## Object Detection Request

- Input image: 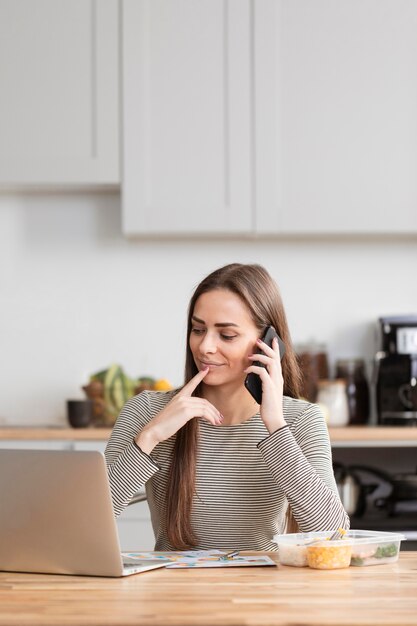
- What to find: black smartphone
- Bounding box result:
[244,326,285,405]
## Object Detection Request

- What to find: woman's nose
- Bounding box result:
[198,332,217,354]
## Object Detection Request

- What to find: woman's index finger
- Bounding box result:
[178,367,209,396]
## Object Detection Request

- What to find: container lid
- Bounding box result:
[274,529,406,546]
[295,341,327,354]
[317,378,346,387]
[379,315,417,326]
[345,529,406,543]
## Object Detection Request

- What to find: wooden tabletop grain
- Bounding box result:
[0,552,416,626]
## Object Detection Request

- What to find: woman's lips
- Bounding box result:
[200,361,223,369]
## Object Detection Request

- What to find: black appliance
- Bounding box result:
[375,315,417,425]
[335,464,417,551]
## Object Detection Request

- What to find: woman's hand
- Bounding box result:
[245,337,286,434]
[136,367,223,454]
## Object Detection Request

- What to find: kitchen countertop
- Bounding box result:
[0,552,416,626]
[1,426,417,446]
[0,427,113,440]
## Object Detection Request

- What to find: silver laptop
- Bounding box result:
[0,449,170,577]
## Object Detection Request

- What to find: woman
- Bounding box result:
[105,263,349,551]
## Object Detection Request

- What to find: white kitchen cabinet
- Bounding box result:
[255,0,417,234]
[123,0,417,236]
[0,0,119,186]
[122,0,253,235]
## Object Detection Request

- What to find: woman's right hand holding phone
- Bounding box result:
[135,367,223,454]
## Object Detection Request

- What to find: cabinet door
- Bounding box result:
[122,0,253,235]
[0,0,119,185]
[255,0,417,234]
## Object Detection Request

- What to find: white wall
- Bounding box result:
[1,190,416,426]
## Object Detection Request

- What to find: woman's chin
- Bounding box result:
[200,370,224,385]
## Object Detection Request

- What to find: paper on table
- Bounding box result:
[122,550,276,568]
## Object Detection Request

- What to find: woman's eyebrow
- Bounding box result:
[191,315,239,328]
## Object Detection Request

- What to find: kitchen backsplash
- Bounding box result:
[0,191,416,425]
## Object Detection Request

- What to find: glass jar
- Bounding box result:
[335,359,370,425]
[316,379,349,427]
[296,342,329,402]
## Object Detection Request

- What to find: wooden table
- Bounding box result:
[1,552,417,626]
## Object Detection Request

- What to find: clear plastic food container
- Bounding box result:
[275,531,332,567]
[274,530,405,569]
[347,530,405,566]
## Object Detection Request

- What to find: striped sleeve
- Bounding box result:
[257,404,350,532]
[104,392,160,518]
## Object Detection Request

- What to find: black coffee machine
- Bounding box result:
[375,315,417,425]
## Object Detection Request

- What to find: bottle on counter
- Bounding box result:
[296,342,329,402]
[316,379,349,427]
[335,359,370,425]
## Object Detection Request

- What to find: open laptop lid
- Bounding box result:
[0,449,131,576]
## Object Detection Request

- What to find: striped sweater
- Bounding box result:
[105,390,349,551]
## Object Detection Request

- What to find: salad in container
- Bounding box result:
[348,530,405,566]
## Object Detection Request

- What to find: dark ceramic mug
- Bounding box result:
[67,399,93,428]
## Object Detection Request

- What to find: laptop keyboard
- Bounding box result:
[122,556,143,566]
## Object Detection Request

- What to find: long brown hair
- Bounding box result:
[165,263,302,548]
